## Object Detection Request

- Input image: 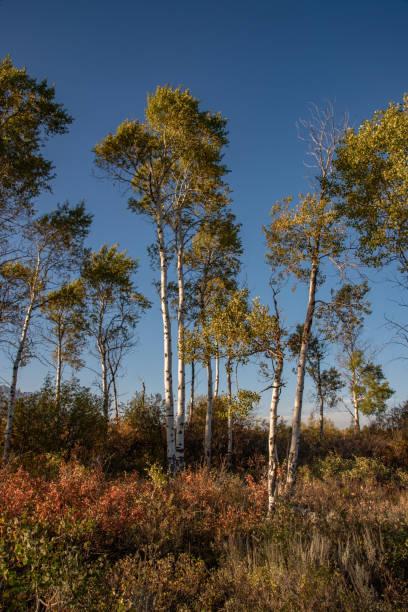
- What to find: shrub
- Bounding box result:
[0,378,106,468]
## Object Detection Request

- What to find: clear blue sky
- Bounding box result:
[1,0,408,425]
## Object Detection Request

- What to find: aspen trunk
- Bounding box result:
[286,262,318,489]
[189,360,195,422]
[226,358,233,467]
[268,353,283,515]
[156,217,175,472]
[142,380,146,410]
[101,350,109,420]
[3,300,34,463]
[204,358,213,467]
[318,380,324,440]
[352,383,360,432]
[175,241,185,472]
[112,373,119,423]
[55,329,62,407]
[214,352,220,397]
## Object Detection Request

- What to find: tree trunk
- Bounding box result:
[268,353,283,515]
[352,382,360,432]
[226,358,233,467]
[142,380,146,410]
[55,326,63,407]
[204,358,213,467]
[101,350,109,420]
[156,216,175,472]
[317,373,324,440]
[189,360,195,422]
[286,262,318,489]
[214,351,220,397]
[3,300,33,464]
[175,240,185,472]
[112,373,119,423]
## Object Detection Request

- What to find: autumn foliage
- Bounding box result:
[1,454,408,610]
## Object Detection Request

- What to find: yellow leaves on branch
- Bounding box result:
[264,193,344,280]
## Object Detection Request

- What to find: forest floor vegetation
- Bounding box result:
[1,456,408,611]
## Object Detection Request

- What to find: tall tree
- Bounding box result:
[94,86,229,472]
[0,56,72,255]
[333,95,408,273]
[184,215,242,463]
[2,202,91,463]
[264,103,347,490]
[81,245,150,421]
[258,287,286,514]
[264,194,344,488]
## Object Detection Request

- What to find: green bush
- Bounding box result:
[1,378,106,469]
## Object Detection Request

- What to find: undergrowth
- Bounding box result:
[1,460,407,610]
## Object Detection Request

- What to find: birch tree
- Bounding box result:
[81,245,150,421]
[184,215,242,461]
[2,202,91,463]
[94,86,229,472]
[264,194,344,488]
[41,279,87,405]
[264,103,348,489]
[258,287,286,514]
[210,291,277,466]
[333,95,408,273]
[319,282,393,430]
[183,317,216,466]
[208,289,251,466]
[0,56,72,256]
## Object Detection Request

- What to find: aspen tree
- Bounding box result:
[2,203,91,463]
[208,289,251,466]
[41,280,87,405]
[319,282,393,430]
[0,56,72,254]
[259,287,286,514]
[183,214,242,462]
[81,245,150,421]
[265,104,348,489]
[94,87,229,472]
[264,194,344,488]
[187,289,274,466]
[334,95,408,272]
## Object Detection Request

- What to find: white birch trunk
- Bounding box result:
[352,382,360,432]
[188,360,195,422]
[55,323,63,406]
[156,216,175,472]
[204,358,213,467]
[175,240,185,472]
[286,262,318,489]
[318,379,324,440]
[268,353,283,515]
[214,352,220,397]
[101,349,109,420]
[3,300,34,463]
